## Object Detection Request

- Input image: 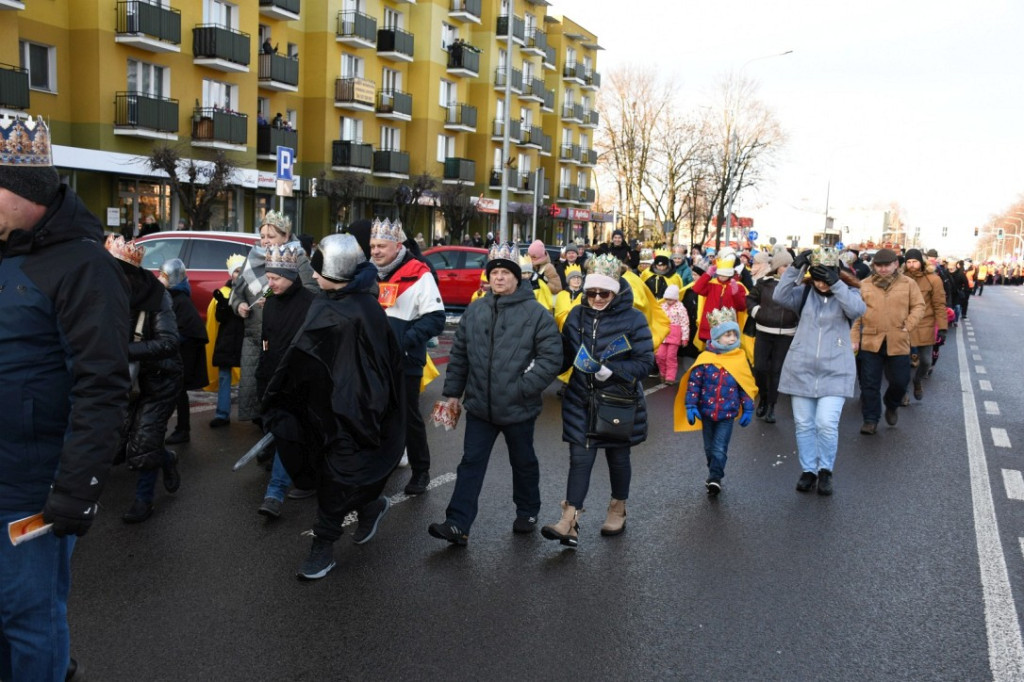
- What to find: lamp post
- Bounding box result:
[497,12,514,244]
[1004,216,1024,260]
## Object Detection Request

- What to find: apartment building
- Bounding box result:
[0,0,604,243]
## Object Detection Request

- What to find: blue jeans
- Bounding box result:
[215,367,232,420]
[791,395,845,473]
[857,346,911,424]
[134,449,173,503]
[265,452,292,502]
[566,444,631,509]
[702,418,734,481]
[0,510,75,682]
[445,413,541,532]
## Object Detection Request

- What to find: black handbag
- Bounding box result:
[587,383,638,442]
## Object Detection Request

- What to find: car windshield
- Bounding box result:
[138,238,185,270]
[189,240,252,270]
[427,251,459,270]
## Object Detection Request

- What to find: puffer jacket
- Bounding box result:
[532,253,563,294]
[852,273,925,356]
[443,282,562,426]
[746,274,799,334]
[561,282,654,447]
[905,266,948,347]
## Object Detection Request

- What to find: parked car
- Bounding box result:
[135,230,261,320]
[423,246,489,307]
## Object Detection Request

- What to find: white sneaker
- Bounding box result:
[399,450,409,468]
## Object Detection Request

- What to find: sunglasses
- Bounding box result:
[586,290,613,300]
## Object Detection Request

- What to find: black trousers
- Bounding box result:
[314,476,389,542]
[753,332,793,405]
[404,374,431,473]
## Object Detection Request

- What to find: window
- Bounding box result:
[427,251,458,270]
[525,13,536,36]
[492,147,502,170]
[437,134,454,163]
[518,153,530,175]
[441,23,458,51]
[440,79,456,106]
[498,48,508,70]
[207,0,238,29]
[465,251,488,268]
[343,0,362,11]
[189,239,253,270]
[561,127,573,146]
[286,109,297,129]
[380,126,400,151]
[257,96,270,120]
[202,79,236,110]
[20,41,56,93]
[577,170,587,188]
[127,59,168,98]
[382,67,401,93]
[520,107,531,128]
[566,46,577,68]
[580,132,589,150]
[138,238,186,271]
[341,116,363,143]
[383,7,402,30]
[523,60,534,84]
[583,55,592,72]
[342,54,364,79]
[564,88,575,106]
[582,95,591,114]
[560,167,571,187]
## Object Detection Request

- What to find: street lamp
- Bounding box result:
[497,12,514,244]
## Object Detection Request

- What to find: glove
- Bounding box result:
[595,364,613,382]
[937,329,947,341]
[707,264,717,277]
[810,265,839,286]
[739,411,752,427]
[686,406,700,425]
[212,289,227,303]
[42,490,100,538]
[792,249,813,269]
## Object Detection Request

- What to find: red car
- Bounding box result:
[424,246,489,307]
[135,230,261,320]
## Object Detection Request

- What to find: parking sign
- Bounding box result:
[276,146,294,181]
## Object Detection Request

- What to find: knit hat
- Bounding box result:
[926,248,939,258]
[527,239,546,261]
[485,242,521,281]
[584,253,622,294]
[904,248,924,264]
[565,264,583,283]
[707,307,740,349]
[770,245,793,271]
[872,248,898,265]
[342,219,373,259]
[611,229,625,240]
[0,115,61,206]
[663,284,680,301]
[564,243,579,255]
[265,244,304,281]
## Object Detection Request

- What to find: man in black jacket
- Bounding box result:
[0,115,130,681]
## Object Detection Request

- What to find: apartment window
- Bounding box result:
[437,134,454,163]
[496,98,504,121]
[342,54,364,79]
[286,109,297,129]
[518,153,530,175]
[498,48,508,70]
[382,67,401,93]
[564,88,575,106]
[380,126,400,151]
[580,132,590,150]
[127,59,168,98]
[19,41,56,93]
[583,55,592,72]
[560,167,571,186]
[561,128,573,146]
[441,23,458,51]
[202,78,236,110]
[257,97,270,121]
[492,147,502,170]
[206,0,238,29]
[341,116,363,143]
[566,46,577,67]
[343,0,363,12]
[523,61,534,84]
[577,170,588,191]
[520,107,531,128]
[383,7,402,30]
[440,79,456,107]
[525,13,536,36]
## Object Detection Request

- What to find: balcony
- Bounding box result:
[580,187,596,204]
[580,147,597,166]
[512,172,537,195]
[0,0,25,8]
[373,150,410,178]
[518,126,543,149]
[257,125,298,160]
[376,90,412,121]
[559,144,582,164]
[559,184,580,203]
[259,0,300,21]
[377,27,414,62]
[542,45,556,70]
[561,103,583,123]
[448,0,481,24]
[491,118,521,142]
[581,109,599,128]
[446,43,480,77]
[538,131,552,156]
[0,63,29,110]
[444,103,477,132]
[541,88,555,112]
[336,11,377,48]
[334,77,376,112]
[494,67,522,94]
[443,157,475,184]
[522,28,546,58]
[115,1,181,53]
[520,77,545,104]
[192,25,250,73]
[562,61,585,85]
[258,53,299,92]
[191,107,247,149]
[495,14,525,45]
[113,92,178,139]
[331,140,373,173]
[583,69,601,91]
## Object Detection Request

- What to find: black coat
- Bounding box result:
[255,282,315,401]
[211,284,244,368]
[169,286,209,390]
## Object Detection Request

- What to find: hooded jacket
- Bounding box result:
[0,185,130,511]
[905,265,949,346]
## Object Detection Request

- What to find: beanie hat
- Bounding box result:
[564,243,579,255]
[707,307,740,352]
[343,219,373,259]
[485,242,521,281]
[527,239,546,260]
[265,244,304,281]
[584,253,622,294]
[0,115,61,206]
[770,245,793,271]
[611,229,625,240]
[904,248,924,264]
[565,264,583,283]
[926,248,939,258]
[663,284,680,301]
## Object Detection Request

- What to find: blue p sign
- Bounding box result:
[276,146,294,181]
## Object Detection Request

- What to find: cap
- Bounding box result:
[872,248,898,265]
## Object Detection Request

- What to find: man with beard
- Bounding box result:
[901,249,948,402]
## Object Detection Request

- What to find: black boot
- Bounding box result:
[755,396,767,418]
[763,404,776,424]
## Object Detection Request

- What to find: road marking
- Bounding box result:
[974,354,983,361]
[977,365,987,374]
[954,321,1024,680]
[972,344,980,351]
[985,401,1001,416]
[980,380,993,391]
[993,429,1012,448]
[1003,470,1024,501]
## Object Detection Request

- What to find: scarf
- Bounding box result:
[870,271,899,291]
[376,245,408,280]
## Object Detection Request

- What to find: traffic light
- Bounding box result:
[942,226,948,237]
[998,227,1005,239]
[974,226,979,237]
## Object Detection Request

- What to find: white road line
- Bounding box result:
[974,354,983,361]
[1003,470,1024,501]
[993,429,1012,449]
[955,322,1024,680]
[977,365,988,374]
[985,401,1001,416]
[980,380,993,391]
[972,345,980,351]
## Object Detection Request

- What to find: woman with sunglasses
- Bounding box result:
[541,254,654,548]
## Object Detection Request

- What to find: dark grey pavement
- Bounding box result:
[66,287,1024,680]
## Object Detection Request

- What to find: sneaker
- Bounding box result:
[885,407,899,426]
[860,421,877,435]
[913,381,923,400]
[398,450,409,468]
[122,499,153,524]
[428,521,468,546]
[404,470,430,496]
[900,394,910,407]
[165,430,190,445]
[817,469,834,496]
[352,496,391,545]
[287,488,316,500]
[706,479,722,496]
[796,471,817,493]
[162,450,180,493]
[296,537,336,581]
[512,515,537,534]
[66,657,85,682]
[209,417,230,428]
[257,497,283,519]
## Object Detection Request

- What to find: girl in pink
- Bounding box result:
[656,284,690,383]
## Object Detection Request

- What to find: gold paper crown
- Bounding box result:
[590,253,623,279]
[370,217,407,243]
[104,234,145,267]
[655,249,672,260]
[0,115,53,166]
[707,306,737,329]
[639,248,654,263]
[564,264,583,280]
[810,246,840,268]
[715,254,737,270]
[225,253,247,273]
[261,210,291,236]
[266,244,303,271]
[487,241,518,263]
[519,254,535,272]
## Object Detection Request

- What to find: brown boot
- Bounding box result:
[600,498,627,536]
[540,501,579,548]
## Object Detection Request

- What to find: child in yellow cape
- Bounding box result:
[673,307,757,495]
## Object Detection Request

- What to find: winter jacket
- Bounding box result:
[0,185,130,511]
[774,265,866,399]
[561,282,654,447]
[379,251,446,377]
[256,282,315,401]
[685,355,755,423]
[905,267,949,347]
[946,267,970,307]
[659,299,689,346]
[443,281,562,426]
[531,253,563,294]
[851,273,926,356]
[169,282,209,390]
[642,269,683,300]
[211,284,244,368]
[692,271,748,341]
[746,274,799,335]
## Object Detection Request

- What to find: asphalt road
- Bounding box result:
[67,286,1024,681]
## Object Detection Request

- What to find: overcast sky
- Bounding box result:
[552,0,1024,250]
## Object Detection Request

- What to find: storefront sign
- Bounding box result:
[568,208,591,221]
[106,207,120,227]
[475,197,501,214]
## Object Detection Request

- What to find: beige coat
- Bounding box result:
[532,255,563,294]
[905,267,948,347]
[851,273,925,356]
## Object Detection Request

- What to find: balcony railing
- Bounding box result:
[192,25,250,66]
[524,28,546,54]
[496,14,525,43]
[582,109,599,127]
[519,126,544,147]
[257,125,298,157]
[538,132,552,156]
[541,88,555,111]
[443,157,475,183]
[0,63,29,110]
[522,77,545,102]
[561,103,583,122]
[335,77,376,109]
[491,118,521,141]
[332,140,373,170]
[373,150,410,176]
[446,43,480,76]
[445,103,478,130]
[259,0,300,18]
[376,89,412,118]
[543,45,556,68]
[583,70,601,89]
[258,53,299,88]
[336,10,377,46]
[494,67,523,93]
[559,144,582,163]
[376,27,414,60]
[116,1,181,45]
[581,187,596,204]
[581,147,598,166]
[115,92,178,132]
[192,107,247,145]
[563,62,585,82]
[559,184,580,202]
[449,0,482,22]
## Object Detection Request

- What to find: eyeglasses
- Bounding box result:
[586,290,613,300]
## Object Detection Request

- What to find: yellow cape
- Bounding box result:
[693,279,750,364]
[622,270,669,349]
[673,347,758,432]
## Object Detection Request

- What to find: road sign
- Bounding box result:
[997,228,1005,240]
[769,237,777,246]
[748,230,758,241]
[662,221,675,234]
[276,146,294,198]
[835,241,845,250]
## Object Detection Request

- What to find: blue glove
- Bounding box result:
[738,411,752,427]
[686,406,700,425]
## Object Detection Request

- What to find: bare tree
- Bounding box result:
[394,172,438,231]
[318,171,365,229]
[437,182,478,244]
[147,146,236,230]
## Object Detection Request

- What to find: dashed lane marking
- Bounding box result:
[974,354,984,361]
[994,429,1012,449]
[977,365,988,374]
[980,380,993,391]
[985,401,1001,416]
[1003,469,1024,501]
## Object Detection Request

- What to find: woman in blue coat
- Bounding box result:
[541,254,654,548]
